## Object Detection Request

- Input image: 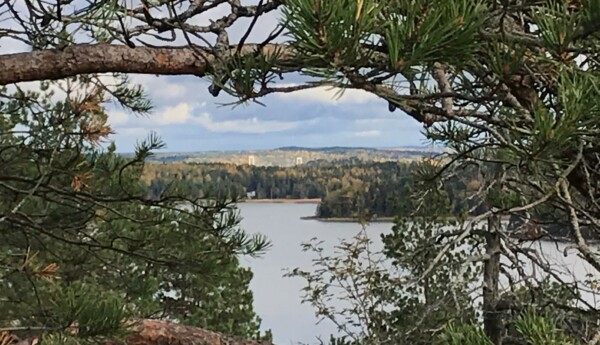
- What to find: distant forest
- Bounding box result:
[139,146,440,166]
[142,159,482,219]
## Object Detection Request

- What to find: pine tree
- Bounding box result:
[0,78,270,344]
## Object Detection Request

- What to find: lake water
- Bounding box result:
[237,203,600,345]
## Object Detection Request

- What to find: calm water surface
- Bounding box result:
[236,203,599,345]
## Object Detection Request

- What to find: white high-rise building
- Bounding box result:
[295,156,303,165]
[248,155,256,166]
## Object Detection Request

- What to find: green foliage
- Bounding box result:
[383,0,486,70]
[211,50,285,105]
[283,0,485,73]
[285,231,391,345]
[515,309,576,345]
[532,1,581,52]
[288,216,482,345]
[437,308,579,345]
[283,0,382,70]
[0,79,269,343]
[437,323,493,345]
[144,159,486,220]
[51,283,128,338]
[381,217,482,342]
[144,160,417,218]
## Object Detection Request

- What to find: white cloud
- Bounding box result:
[355,118,387,124]
[128,74,189,100]
[194,112,302,134]
[276,84,378,104]
[155,103,193,125]
[108,110,130,126]
[147,102,304,133]
[354,130,381,137]
[161,83,188,99]
[109,127,158,152]
[115,127,152,137]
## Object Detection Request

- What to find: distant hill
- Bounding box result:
[133,146,444,166]
[275,146,441,153]
[275,146,377,152]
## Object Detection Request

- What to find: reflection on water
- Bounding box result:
[236,203,599,345]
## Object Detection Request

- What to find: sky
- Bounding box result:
[106,74,429,152]
[2,1,430,153]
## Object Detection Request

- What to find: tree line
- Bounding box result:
[142,159,483,219]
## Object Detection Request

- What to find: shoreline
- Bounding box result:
[301,215,513,223]
[301,216,395,223]
[238,201,517,226]
[242,198,321,204]
[239,203,593,244]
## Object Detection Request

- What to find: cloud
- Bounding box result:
[128,74,190,101]
[354,130,382,137]
[141,101,308,134]
[115,127,152,137]
[107,110,130,126]
[354,118,388,125]
[194,112,304,134]
[155,103,194,125]
[276,85,378,105]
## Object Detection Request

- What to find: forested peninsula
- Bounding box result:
[142,160,575,241]
[142,159,483,220]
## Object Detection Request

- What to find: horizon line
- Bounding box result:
[115,144,444,155]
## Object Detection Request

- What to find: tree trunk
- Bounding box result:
[483,215,503,345]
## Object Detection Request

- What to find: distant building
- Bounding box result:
[248,155,255,166]
[295,156,303,165]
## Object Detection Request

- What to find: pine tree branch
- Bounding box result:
[0,44,296,86]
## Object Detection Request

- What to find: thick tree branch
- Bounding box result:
[1,43,461,126]
[0,44,292,86]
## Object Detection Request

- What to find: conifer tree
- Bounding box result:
[0,77,270,344]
